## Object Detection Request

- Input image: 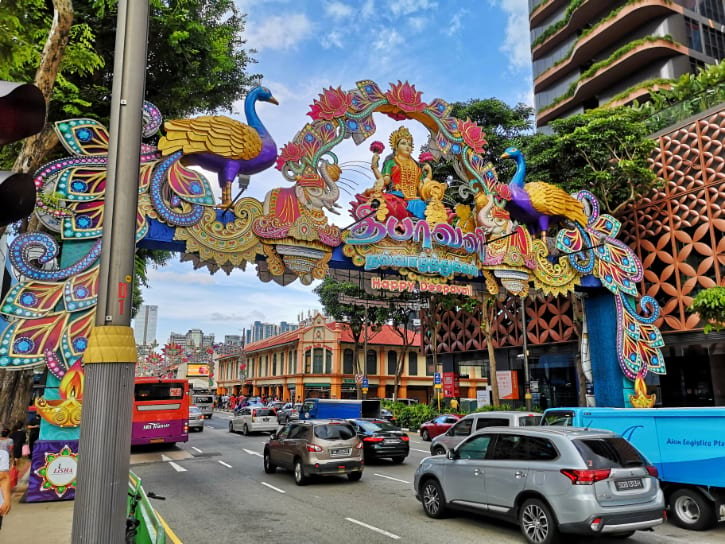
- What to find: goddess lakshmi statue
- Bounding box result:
[371,126,430,220]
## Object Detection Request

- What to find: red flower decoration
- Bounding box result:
[418,152,435,163]
[458,119,487,153]
[308,86,353,120]
[370,141,385,154]
[275,142,305,170]
[385,81,427,113]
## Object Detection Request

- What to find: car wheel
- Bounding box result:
[519,498,559,544]
[242,424,249,436]
[263,451,276,474]
[293,459,308,486]
[421,478,447,519]
[228,421,234,433]
[391,456,405,464]
[199,426,204,432]
[432,446,446,456]
[347,471,362,482]
[670,488,716,530]
[421,429,430,441]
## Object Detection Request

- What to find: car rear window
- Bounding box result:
[253,408,275,417]
[189,407,201,414]
[518,415,543,426]
[573,437,646,469]
[314,423,356,440]
[356,420,399,432]
[193,396,213,403]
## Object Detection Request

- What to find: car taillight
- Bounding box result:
[307,444,323,452]
[184,422,188,433]
[646,465,659,478]
[363,437,384,443]
[401,435,410,442]
[252,409,257,417]
[560,468,611,484]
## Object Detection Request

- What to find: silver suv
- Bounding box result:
[430,410,541,455]
[264,420,364,485]
[415,427,664,544]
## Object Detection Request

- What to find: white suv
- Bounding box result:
[229,406,278,435]
[430,410,541,455]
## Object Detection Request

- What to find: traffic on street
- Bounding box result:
[128,410,725,544]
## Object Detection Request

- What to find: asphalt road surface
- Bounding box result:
[129,411,725,544]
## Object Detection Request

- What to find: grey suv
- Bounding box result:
[415,427,664,544]
[430,410,541,455]
[263,420,364,485]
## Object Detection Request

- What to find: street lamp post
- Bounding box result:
[520,297,532,411]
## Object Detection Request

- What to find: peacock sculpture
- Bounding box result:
[500,146,587,236]
[158,86,279,207]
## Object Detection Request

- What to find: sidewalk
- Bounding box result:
[1,461,73,542]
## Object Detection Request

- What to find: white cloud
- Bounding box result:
[360,0,375,18]
[321,30,345,49]
[446,9,468,37]
[390,0,438,16]
[147,269,217,285]
[489,0,531,71]
[324,1,354,19]
[373,29,404,51]
[244,13,315,51]
[408,16,428,32]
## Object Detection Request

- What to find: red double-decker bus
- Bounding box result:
[132,377,189,446]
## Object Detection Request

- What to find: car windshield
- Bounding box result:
[356,420,400,432]
[518,415,543,426]
[573,437,647,469]
[314,423,356,440]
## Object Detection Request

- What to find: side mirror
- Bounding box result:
[446,449,456,460]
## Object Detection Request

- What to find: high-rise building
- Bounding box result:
[529,0,725,131]
[242,320,299,343]
[224,335,242,346]
[133,305,158,346]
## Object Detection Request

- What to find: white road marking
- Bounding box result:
[345,517,400,540]
[218,460,232,468]
[168,461,187,472]
[161,454,172,462]
[261,482,286,494]
[373,473,410,484]
[243,448,263,457]
[192,447,203,453]
[412,448,429,453]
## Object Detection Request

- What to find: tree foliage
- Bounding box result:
[689,287,725,334]
[522,106,658,215]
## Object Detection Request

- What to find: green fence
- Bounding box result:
[128,472,166,544]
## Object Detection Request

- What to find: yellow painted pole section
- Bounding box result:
[83,325,138,363]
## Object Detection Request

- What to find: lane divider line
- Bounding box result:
[412,448,429,453]
[345,517,400,540]
[243,448,263,457]
[261,482,286,494]
[168,461,187,472]
[373,473,410,484]
[192,447,202,453]
[218,460,232,468]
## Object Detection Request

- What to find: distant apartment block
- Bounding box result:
[133,305,158,346]
[242,320,299,344]
[167,328,215,349]
[529,0,725,131]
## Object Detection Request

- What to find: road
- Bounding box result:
[129,411,725,544]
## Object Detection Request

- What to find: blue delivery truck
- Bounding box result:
[543,407,725,530]
[300,398,380,420]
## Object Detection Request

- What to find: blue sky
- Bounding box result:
[138,0,533,345]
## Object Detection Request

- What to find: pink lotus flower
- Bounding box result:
[308,86,352,120]
[275,142,305,170]
[385,81,427,113]
[459,119,487,153]
[370,141,385,154]
[418,152,435,163]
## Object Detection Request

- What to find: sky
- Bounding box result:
[137,0,533,345]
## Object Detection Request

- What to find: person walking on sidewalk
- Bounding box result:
[0,448,12,529]
[0,429,12,460]
[9,422,25,467]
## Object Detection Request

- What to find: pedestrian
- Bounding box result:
[0,429,12,461]
[449,397,460,412]
[27,414,40,457]
[0,448,11,529]
[8,422,25,466]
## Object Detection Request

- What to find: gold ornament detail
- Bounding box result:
[530,238,580,296]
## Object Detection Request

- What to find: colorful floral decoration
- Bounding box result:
[33,444,78,498]
[0,81,665,412]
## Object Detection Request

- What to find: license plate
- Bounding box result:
[331,448,351,457]
[384,439,399,445]
[615,478,643,491]
[263,417,269,422]
[150,438,164,443]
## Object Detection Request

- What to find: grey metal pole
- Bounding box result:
[521,297,532,411]
[71,1,149,542]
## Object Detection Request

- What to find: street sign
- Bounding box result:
[434,372,441,385]
[362,377,368,388]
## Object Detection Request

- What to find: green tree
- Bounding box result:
[523,106,658,215]
[690,287,725,334]
[314,278,388,398]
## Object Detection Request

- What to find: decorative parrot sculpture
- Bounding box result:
[158,86,279,207]
[500,146,587,236]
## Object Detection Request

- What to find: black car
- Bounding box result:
[347,418,409,464]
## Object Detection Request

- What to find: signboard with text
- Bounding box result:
[496,370,520,400]
[442,371,460,398]
[187,363,209,377]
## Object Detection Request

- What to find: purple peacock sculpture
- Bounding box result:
[157,86,279,207]
[500,146,587,237]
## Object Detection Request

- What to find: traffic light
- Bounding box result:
[0,81,46,227]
